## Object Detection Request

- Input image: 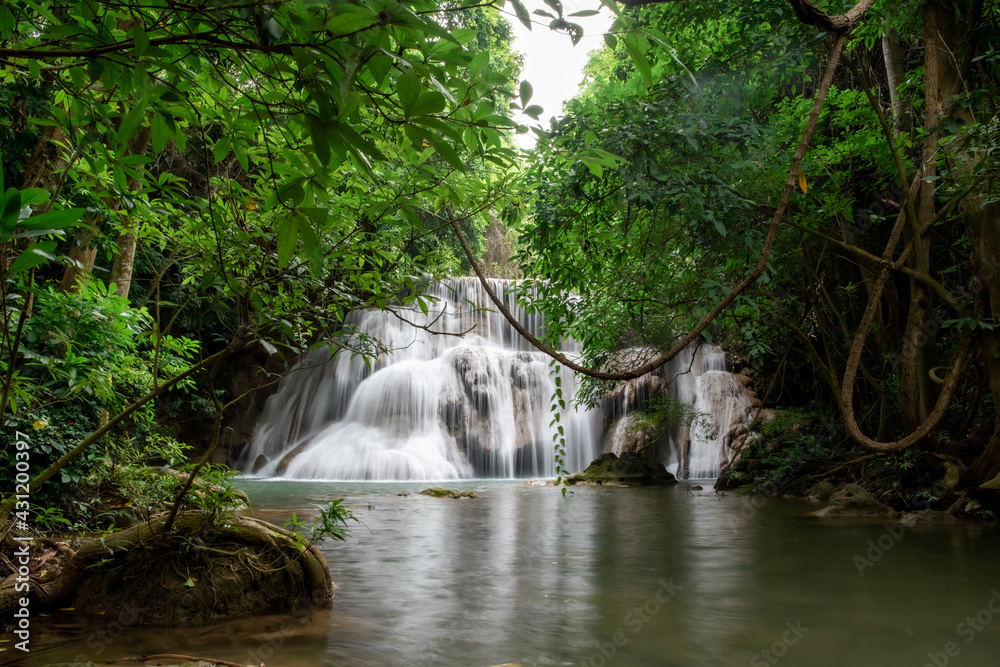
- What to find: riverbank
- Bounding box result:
[715,412,1000,522]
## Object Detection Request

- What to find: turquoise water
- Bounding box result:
[21,480,1000,666]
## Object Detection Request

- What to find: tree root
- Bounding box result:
[0,511,332,621]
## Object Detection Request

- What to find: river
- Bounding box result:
[22,479,1000,666]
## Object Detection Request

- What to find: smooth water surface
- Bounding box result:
[21,481,1000,666]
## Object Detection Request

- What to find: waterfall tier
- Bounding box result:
[600,344,757,479]
[240,278,601,480]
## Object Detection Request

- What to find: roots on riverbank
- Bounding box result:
[0,510,333,624]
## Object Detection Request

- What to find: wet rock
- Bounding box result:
[901,510,957,526]
[808,481,835,502]
[252,454,269,473]
[564,452,677,487]
[397,492,411,497]
[602,414,659,462]
[812,483,899,518]
[420,487,476,499]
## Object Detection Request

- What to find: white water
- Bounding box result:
[240,278,601,480]
[601,344,756,479]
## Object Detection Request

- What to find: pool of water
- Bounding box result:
[20,480,1000,666]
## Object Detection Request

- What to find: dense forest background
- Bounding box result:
[1,0,999,530]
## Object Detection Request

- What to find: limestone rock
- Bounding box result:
[812,484,899,518]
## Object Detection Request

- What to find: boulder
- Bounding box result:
[812,484,899,518]
[808,481,835,502]
[420,487,476,499]
[901,510,957,526]
[563,452,677,487]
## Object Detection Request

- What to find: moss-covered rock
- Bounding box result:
[419,487,476,499]
[812,483,899,518]
[563,453,677,487]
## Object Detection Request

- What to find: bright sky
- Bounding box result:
[507,2,615,149]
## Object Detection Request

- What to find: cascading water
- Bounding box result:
[600,344,756,479]
[240,278,601,480]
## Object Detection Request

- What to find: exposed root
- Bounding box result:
[0,511,333,623]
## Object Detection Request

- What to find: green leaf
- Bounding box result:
[17,188,49,207]
[331,123,386,162]
[131,24,149,55]
[519,80,533,107]
[0,188,22,233]
[543,0,564,17]
[424,134,465,171]
[213,135,232,163]
[568,9,600,16]
[622,34,652,87]
[0,7,15,38]
[296,211,325,274]
[340,45,373,100]
[469,52,490,78]
[233,140,249,172]
[151,111,172,155]
[523,104,544,120]
[398,72,421,117]
[391,7,460,45]
[87,57,104,83]
[276,217,298,268]
[277,179,306,207]
[306,116,332,166]
[510,0,532,30]
[9,240,58,274]
[16,207,84,232]
[410,92,447,117]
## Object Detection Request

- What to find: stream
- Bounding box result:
[21,479,1000,666]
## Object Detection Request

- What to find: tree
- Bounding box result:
[0,0,526,523]
[491,0,1000,490]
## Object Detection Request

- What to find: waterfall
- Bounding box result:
[240,278,602,480]
[600,344,756,479]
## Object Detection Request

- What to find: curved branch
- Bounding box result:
[451,31,849,381]
[789,0,879,32]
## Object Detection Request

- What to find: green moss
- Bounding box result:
[419,487,477,499]
[564,453,677,486]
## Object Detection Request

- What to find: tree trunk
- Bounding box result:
[109,230,138,298]
[881,20,910,138]
[20,124,67,195]
[58,214,101,293]
[968,213,1000,482]
[108,125,152,299]
[899,0,946,431]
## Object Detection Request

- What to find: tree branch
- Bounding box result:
[451,30,849,381]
